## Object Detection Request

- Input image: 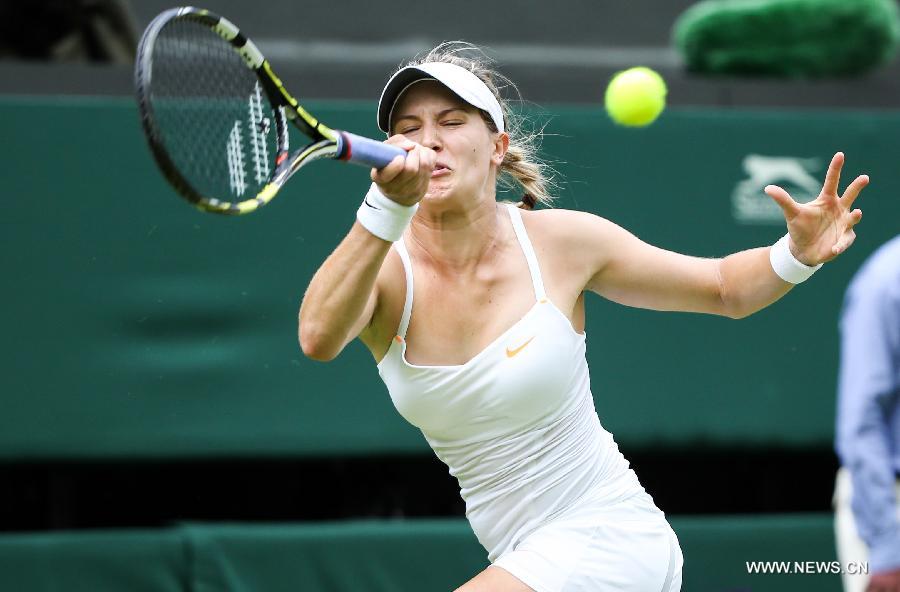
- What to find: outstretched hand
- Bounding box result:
[764,152,868,266]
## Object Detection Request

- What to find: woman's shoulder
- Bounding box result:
[519,206,608,224]
[517,207,620,276]
[518,206,618,247]
[513,207,625,293]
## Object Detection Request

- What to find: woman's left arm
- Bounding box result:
[583,152,868,318]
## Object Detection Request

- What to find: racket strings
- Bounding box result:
[149,19,279,201]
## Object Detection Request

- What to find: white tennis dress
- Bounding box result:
[377,204,683,591]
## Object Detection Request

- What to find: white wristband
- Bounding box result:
[356,183,418,242]
[769,233,822,284]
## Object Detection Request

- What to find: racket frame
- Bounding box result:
[135,6,391,215]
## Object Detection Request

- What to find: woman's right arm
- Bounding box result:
[298,223,393,361]
[298,137,435,361]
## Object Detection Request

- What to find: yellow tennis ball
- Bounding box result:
[604,67,667,127]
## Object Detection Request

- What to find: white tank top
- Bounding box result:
[377,204,645,561]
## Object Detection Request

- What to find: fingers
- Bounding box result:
[420,144,437,172]
[370,135,436,205]
[832,209,862,256]
[404,144,422,178]
[832,228,856,256]
[764,184,800,218]
[822,151,844,197]
[841,174,869,209]
[372,135,417,183]
[371,154,407,183]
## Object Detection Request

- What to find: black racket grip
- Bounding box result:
[337,132,406,169]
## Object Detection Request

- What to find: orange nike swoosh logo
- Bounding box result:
[506,336,535,358]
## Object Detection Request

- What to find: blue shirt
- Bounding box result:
[836,235,900,573]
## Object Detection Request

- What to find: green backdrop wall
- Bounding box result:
[0,515,846,592]
[2,97,898,459]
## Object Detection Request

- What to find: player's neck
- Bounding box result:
[407,198,506,272]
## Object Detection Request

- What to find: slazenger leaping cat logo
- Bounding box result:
[732,155,822,224]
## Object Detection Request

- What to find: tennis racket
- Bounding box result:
[135,6,405,215]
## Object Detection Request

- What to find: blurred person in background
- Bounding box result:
[835,234,900,592]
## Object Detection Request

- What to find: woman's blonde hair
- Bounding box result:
[397,41,556,209]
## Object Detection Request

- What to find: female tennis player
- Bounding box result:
[298,43,868,592]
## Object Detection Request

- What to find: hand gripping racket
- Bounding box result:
[135,6,405,215]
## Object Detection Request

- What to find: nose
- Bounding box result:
[419,121,442,152]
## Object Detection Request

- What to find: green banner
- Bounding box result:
[1,97,898,459]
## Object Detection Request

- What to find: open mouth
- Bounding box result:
[431,162,451,177]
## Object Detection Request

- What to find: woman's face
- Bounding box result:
[390,80,506,206]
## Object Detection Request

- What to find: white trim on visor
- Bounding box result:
[377,62,505,134]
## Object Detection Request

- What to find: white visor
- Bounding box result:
[377,62,505,134]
